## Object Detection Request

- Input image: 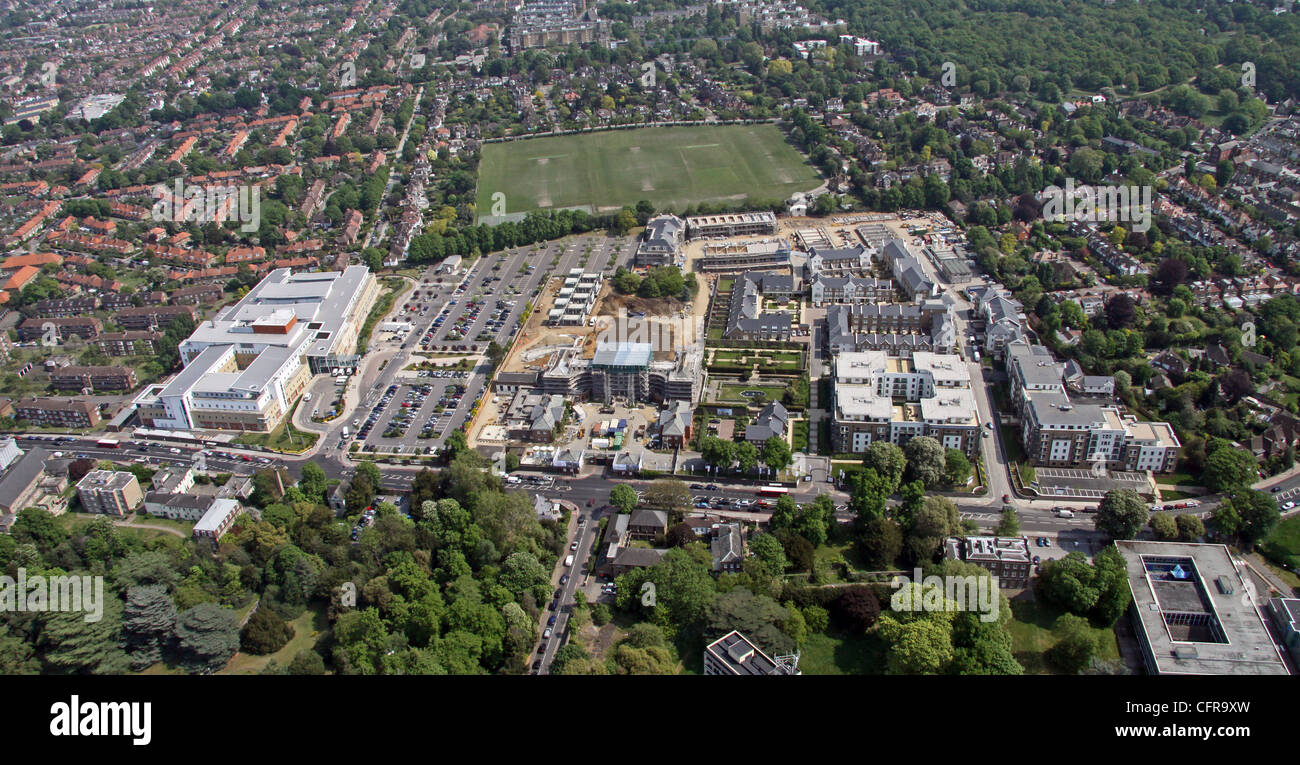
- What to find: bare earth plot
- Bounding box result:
[476,124,820,221]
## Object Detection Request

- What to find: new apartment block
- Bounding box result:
[830,350,979,455]
[540,342,702,405]
[1007,341,1180,472]
[686,211,778,239]
[635,214,685,267]
[547,269,602,326]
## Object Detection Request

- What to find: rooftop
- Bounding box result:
[1115,541,1289,676]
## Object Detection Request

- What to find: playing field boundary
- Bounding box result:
[476,122,821,223]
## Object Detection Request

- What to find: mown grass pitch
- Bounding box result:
[476,124,820,220]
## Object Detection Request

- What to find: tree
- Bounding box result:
[903,436,946,488]
[298,462,329,504]
[10,508,66,552]
[241,607,294,655]
[831,586,881,632]
[40,594,130,674]
[761,436,791,476]
[344,473,376,513]
[1215,490,1279,548]
[995,506,1020,537]
[1104,293,1137,329]
[1036,548,1130,626]
[943,448,971,487]
[1045,613,1099,674]
[0,623,39,674]
[1094,489,1148,540]
[849,467,891,524]
[1036,553,1101,615]
[288,649,327,675]
[863,442,906,492]
[1203,446,1258,493]
[906,496,960,565]
[609,484,637,514]
[858,516,903,570]
[878,609,955,675]
[1176,514,1205,542]
[122,585,176,671]
[175,603,241,674]
[1149,512,1178,540]
[793,494,834,547]
[748,533,788,578]
[642,478,690,515]
[705,587,794,657]
[666,523,695,548]
[700,436,735,471]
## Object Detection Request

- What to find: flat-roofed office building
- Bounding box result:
[1116,541,1290,675]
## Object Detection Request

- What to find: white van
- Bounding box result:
[564,554,575,568]
[1055,509,1075,518]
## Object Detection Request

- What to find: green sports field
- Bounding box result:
[475,124,820,221]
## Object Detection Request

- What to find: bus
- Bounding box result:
[757,485,789,497]
[96,438,120,449]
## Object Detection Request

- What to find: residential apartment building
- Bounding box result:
[1008,341,1179,472]
[0,447,66,531]
[48,365,138,392]
[95,331,163,357]
[76,470,144,516]
[696,238,792,272]
[12,398,101,428]
[724,271,792,341]
[635,214,685,266]
[686,211,778,239]
[193,498,242,546]
[547,270,602,326]
[17,316,102,342]
[116,304,197,331]
[829,350,979,455]
[808,274,894,306]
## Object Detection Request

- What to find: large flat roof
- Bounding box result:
[592,342,652,369]
[1115,541,1289,676]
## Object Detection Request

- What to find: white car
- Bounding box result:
[1285,501,1296,510]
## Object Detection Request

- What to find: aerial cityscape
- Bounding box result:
[0,0,1298,698]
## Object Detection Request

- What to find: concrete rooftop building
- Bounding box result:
[1115,541,1290,676]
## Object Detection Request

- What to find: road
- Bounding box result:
[535,504,602,674]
